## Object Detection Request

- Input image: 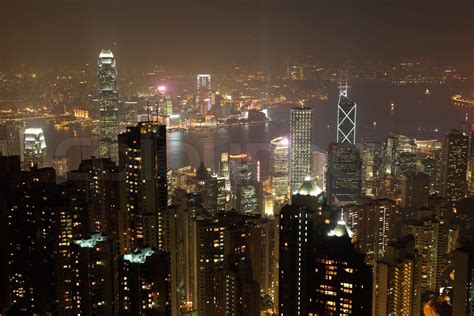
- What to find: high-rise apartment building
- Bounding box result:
[348,198,399,265]
[372,235,421,316]
[119,248,171,315]
[70,233,118,315]
[98,49,119,163]
[290,107,313,194]
[309,220,372,315]
[118,122,167,250]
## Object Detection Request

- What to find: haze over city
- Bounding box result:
[0,1,473,316]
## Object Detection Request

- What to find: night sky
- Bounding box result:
[1,0,473,70]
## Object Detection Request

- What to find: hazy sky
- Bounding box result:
[1,0,473,71]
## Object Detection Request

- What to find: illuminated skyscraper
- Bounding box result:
[270,136,289,201]
[98,49,119,163]
[290,107,313,193]
[23,127,47,169]
[196,74,211,91]
[441,130,469,205]
[337,84,357,144]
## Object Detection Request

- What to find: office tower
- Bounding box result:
[23,127,47,169]
[68,158,122,246]
[452,243,474,315]
[70,233,118,315]
[270,136,289,202]
[278,179,328,315]
[289,107,313,193]
[194,163,226,214]
[312,150,327,190]
[196,74,211,91]
[228,153,260,213]
[309,220,372,315]
[52,156,68,182]
[119,248,171,315]
[196,74,211,116]
[348,198,398,265]
[0,122,24,159]
[416,139,443,193]
[98,49,119,163]
[361,141,384,197]
[195,212,261,315]
[385,134,417,177]
[337,84,357,144]
[372,235,422,316]
[166,192,207,314]
[401,172,430,212]
[402,211,447,294]
[158,95,173,117]
[441,130,469,205]
[326,143,362,207]
[119,122,167,250]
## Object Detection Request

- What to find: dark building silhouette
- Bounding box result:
[119,248,171,315]
[119,122,167,250]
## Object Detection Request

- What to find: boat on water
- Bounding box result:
[452,94,474,107]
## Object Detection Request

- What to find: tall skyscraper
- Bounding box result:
[441,130,469,205]
[98,49,119,163]
[118,122,167,250]
[326,143,362,207]
[270,136,289,201]
[290,107,313,194]
[23,127,47,169]
[196,74,211,91]
[337,84,357,144]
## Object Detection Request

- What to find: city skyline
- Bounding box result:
[1,2,474,316]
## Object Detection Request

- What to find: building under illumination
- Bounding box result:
[290,107,313,194]
[270,136,289,202]
[23,127,47,168]
[337,84,357,144]
[98,49,119,163]
[441,130,469,205]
